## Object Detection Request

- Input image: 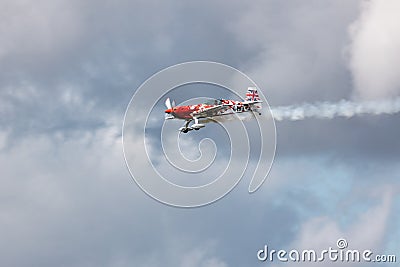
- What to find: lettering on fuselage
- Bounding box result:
[232,104,250,113]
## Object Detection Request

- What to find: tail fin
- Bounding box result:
[245,87,261,102]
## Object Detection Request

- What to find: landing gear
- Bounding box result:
[191,117,205,130]
[179,120,192,133]
[179,127,192,133]
[179,118,205,133]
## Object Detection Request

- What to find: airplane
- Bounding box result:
[164,87,262,133]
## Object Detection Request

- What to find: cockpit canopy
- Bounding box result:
[203,99,223,105]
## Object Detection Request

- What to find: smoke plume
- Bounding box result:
[271,98,400,121]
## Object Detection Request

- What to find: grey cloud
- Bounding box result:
[0,128,300,267]
[0,1,255,139]
[1,124,398,266]
[231,0,361,104]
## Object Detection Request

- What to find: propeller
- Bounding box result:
[165,98,172,109]
[165,98,177,109]
[164,97,176,120]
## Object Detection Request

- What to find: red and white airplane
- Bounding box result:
[164,87,262,133]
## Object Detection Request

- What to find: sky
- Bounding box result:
[1,0,399,266]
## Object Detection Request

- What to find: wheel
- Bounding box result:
[194,128,199,131]
[182,129,188,133]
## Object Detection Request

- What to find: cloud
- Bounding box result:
[0,0,83,61]
[229,0,360,104]
[179,244,228,267]
[269,186,395,266]
[1,122,398,266]
[348,0,400,100]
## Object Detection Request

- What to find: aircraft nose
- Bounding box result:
[165,108,172,114]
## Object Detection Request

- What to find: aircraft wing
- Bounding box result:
[191,105,231,118]
[242,100,263,105]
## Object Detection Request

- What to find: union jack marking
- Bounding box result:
[246,88,260,101]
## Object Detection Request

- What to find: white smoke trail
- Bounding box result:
[271,97,400,121]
